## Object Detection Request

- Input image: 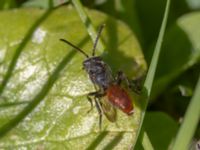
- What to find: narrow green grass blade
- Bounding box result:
[134,0,171,147]
[144,0,170,95]
[71,0,105,53]
[142,132,154,150]
[172,75,200,150]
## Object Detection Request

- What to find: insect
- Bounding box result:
[60,24,135,127]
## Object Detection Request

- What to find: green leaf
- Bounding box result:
[185,0,200,9]
[143,112,178,150]
[152,12,200,99]
[0,6,146,149]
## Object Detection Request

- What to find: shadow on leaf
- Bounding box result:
[86,131,124,150]
[0,27,90,138]
[0,0,54,96]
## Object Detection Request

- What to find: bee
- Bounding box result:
[60,24,135,127]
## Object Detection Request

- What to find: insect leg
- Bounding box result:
[116,70,131,87]
[94,92,106,129]
[87,90,105,128]
[116,70,142,94]
[94,97,103,129]
[87,91,99,113]
[87,95,94,113]
[132,77,143,94]
[87,91,105,113]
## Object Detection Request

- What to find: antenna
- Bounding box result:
[60,39,89,58]
[92,24,105,56]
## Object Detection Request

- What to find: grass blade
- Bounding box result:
[134,0,171,147]
[144,0,170,95]
[142,132,154,150]
[172,75,200,150]
[71,0,105,53]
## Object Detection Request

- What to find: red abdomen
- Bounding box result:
[106,85,134,115]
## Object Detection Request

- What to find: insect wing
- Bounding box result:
[101,97,117,122]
